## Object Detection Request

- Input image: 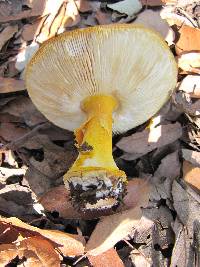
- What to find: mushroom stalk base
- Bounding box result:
[63,95,127,210]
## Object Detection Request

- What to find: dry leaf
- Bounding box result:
[75,0,92,12]
[0,122,30,142]
[0,77,25,93]
[95,10,112,25]
[107,0,142,17]
[179,75,200,98]
[133,10,175,45]
[117,122,182,156]
[172,180,200,265]
[182,149,200,167]
[0,216,85,257]
[140,0,165,6]
[0,0,47,22]
[183,160,200,192]
[0,237,61,267]
[0,25,18,51]
[1,96,46,127]
[178,52,200,74]
[88,248,124,267]
[86,181,151,256]
[176,25,200,55]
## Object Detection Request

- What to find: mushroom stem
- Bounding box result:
[64,95,127,210]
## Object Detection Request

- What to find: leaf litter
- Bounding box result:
[0,0,200,266]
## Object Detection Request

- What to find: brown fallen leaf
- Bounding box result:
[178,52,200,74]
[0,0,47,22]
[75,0,92,12]
[85,180,151,256]
[183,160,200,192]
[0,237,61,267]
[0,216,85,257]
[133,9,175,45]
[0,77,26,93]
[172,180,200,266]
[176,25,200,55]
[117,122,182,156]
[0,25,18,51]
[1,96,46,127]
[88,248,124,267]
[182,149,200,167]
[141,0,177,5]
[0,122,30,142]
[179,75,200,98]
[95,10,112,25]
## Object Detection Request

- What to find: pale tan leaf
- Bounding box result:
[179,75,200,98]
[0,25,18,51]
[176,25,200,55]
[183,161,200,192]
[88,248,124,267]
[178,52,200,74]
[107,0,142,16]
[86,181,151,256]
[0,77,25,93]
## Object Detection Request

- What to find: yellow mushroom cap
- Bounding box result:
[26,24,177,134]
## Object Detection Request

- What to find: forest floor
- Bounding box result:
[0,0,200,266]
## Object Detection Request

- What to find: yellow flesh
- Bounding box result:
[65,95,125,177]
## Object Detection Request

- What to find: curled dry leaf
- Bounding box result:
[117,122,182,157]
[0,25,18,51]
[183,160,200,192]
[0,216,85,257]
[133,10,175,45]
[85,180,151,256]
[0,77,25,93]
[107,0,142,17]
[176,25,200,55]
[140,0,164,6]
[88,248,124,267]
[178,52,200,74]
[179,75,200,98]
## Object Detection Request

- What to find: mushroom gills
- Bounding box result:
[63,94,127,210]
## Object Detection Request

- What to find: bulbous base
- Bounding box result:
[64,169,127,211]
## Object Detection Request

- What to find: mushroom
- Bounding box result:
[26,24,177,210]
